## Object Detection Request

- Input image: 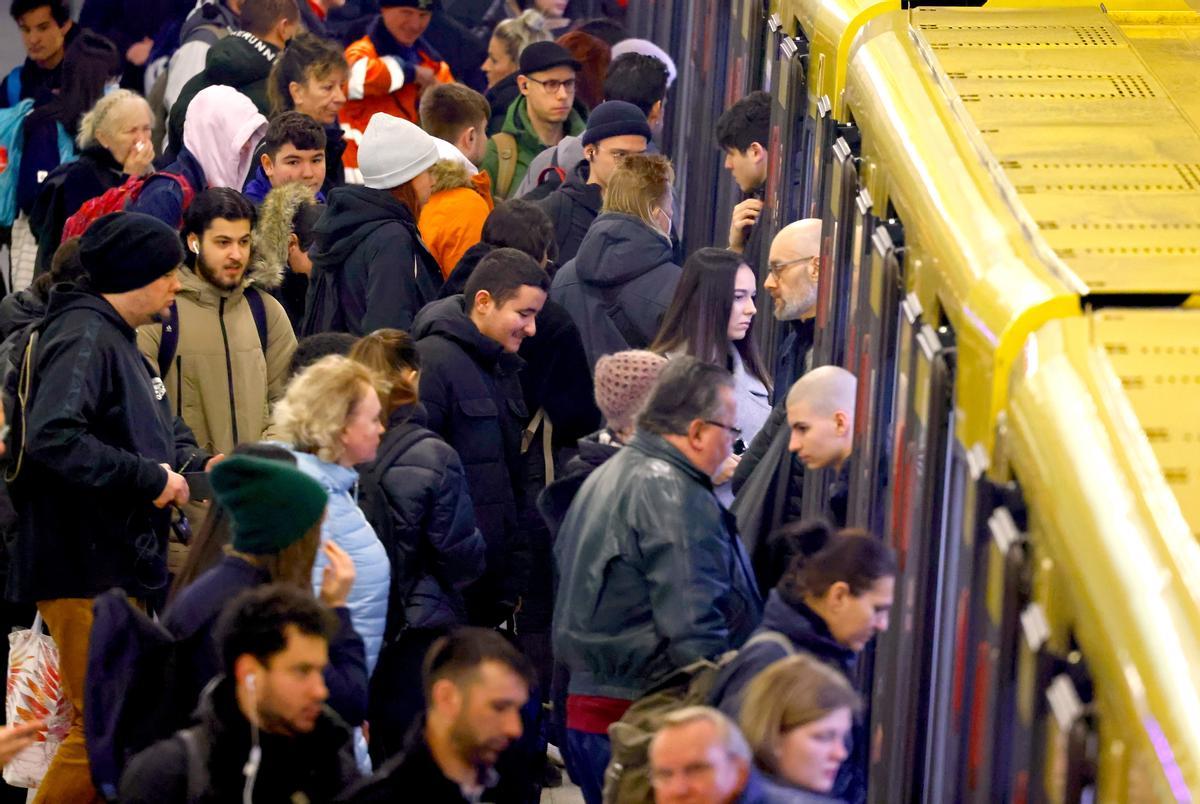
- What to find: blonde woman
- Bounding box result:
[738,655,861,800]
[550,152,682,370]
[272,355,390,678]
[30,88,155,273]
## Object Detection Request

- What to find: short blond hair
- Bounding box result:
[737,655,860,777]
[603,152,673,228]
[271,355,381,464]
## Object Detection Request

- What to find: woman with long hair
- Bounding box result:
[651,246,773,503]
[349,328,485,761]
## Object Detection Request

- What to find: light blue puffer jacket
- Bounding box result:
[293,451,391,677]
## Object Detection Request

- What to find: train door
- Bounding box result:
[867,310,958,801]
[757,16,812,366]
[846,219,904,537]
[811,122,861,370]
[951,487,1029,802]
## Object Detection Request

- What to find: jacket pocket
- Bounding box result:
[456,397,499,418]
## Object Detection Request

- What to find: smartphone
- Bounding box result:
[184,471,212,501]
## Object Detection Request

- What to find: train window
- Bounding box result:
[867,314,959,798]
[811,126,861,369]
[805,96,833,219]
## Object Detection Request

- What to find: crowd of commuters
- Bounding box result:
[0,0,895,802]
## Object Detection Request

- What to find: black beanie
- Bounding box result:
[581,100,652,147]
[80,212,184,294]
[519,42,581,76]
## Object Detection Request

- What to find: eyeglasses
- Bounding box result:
[767,254,817,280]
[703,420,743,439]
[525,76,577,94]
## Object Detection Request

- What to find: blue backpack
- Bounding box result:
[0,70,76,227]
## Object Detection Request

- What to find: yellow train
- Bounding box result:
[628,0,1200,799]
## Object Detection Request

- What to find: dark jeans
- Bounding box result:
[564,729,610,804]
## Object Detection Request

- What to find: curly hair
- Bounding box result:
[271,355,382,464]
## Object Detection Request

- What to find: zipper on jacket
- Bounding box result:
[175,356,182,417]
[218,297,239,445]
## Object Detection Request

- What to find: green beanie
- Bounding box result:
[210,455,328,554]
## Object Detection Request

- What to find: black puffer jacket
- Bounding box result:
[485,73,519,135]
[302,186,443,336]
[411,296,528,626]
[550,212,681,371]
[552,432,762,700]
[6,289,209,602]
[358,404,485,635]
[29,145,125,277]
[441,242,599,449]
[534,159,602,265]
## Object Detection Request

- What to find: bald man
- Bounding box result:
[785,365,856,472]
[765,219,821,395]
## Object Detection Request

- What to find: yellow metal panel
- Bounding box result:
[1008,312,1200,798]
[913,6,1200,293]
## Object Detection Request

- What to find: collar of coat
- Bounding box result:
[628,431,715,490]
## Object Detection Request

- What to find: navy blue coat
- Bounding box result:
[550,212,681,371]
[125,147,206,229]
[163,555,369,726]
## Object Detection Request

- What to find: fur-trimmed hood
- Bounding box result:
[430,158,476,195]
[251,182,319,289]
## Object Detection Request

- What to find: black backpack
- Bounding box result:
[85,589,187,801]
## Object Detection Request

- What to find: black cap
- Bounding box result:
[80,212,184,294]
[519,41,582,76]
[378,0,438,7]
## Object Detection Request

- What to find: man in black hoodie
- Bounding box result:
[6,212,213,803]
[411,247,548,628]
[166,0,300,155]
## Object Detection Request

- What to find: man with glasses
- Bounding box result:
[553,356,762,804]
[481,41,586,199]
[535,100,651,263]
[731,218,825,592]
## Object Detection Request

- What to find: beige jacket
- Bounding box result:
[138,261,296,456]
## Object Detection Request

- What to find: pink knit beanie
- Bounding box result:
[594,350,669,433]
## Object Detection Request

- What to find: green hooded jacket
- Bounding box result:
[481,95,586,200]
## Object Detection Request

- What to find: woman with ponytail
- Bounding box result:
[710,523,896,804]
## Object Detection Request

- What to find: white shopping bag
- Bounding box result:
[4,614,72,788]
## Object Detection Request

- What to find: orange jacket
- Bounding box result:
[339,33,453,174]
[419,160,494,277]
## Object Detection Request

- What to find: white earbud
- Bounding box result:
[189,240,199,255]
[246,673,256,692]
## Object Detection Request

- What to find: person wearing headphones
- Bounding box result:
[119,584,361,802]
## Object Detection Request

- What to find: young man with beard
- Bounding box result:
[120,584,360,802]
[341,627,535,801]
[138,188,297,457]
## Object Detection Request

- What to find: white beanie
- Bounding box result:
[611,39,677,89]
[359,113,440,190]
